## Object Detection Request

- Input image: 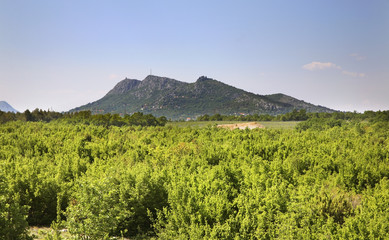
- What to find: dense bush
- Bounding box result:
[0,170,31,240]
[0,117,388,239]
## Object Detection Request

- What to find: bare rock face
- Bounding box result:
[140,75,185,90]
[106,78,141,95]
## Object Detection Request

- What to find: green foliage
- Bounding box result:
[66,161,168,239]
[196,110,309,122]
[66,169,130,239]
[0,110,167,127]
[296,117,343,131]
[197,109,389,123]
[0,114,388,239]
[340,178,389,239]
[0,170,32,240]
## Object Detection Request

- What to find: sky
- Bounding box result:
[1,0,388,112]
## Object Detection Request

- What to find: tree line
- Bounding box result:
[0,109,168,127]
[196,109,389,122]
[2,108,388,126]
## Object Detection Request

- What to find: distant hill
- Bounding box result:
[72,75,334,119]
[0,101,18,113]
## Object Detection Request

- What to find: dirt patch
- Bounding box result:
[217,122,265,130]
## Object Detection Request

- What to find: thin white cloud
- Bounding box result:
[350,53,366,61]
[342,70,366,78]
[302,62,341,71]
[303,61,366,78]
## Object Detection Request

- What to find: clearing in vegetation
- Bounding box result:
[217,121,265,130]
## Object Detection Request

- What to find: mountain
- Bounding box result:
[72,75,334,119]
[0,101,19,113]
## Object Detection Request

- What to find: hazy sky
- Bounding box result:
[1,0,388,112]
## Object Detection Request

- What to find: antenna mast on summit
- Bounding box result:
[150,69,152,75]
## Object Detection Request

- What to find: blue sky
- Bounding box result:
[1,0,388,112]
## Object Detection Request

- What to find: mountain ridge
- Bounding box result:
[72,75,334,119]
[0,101,19,113]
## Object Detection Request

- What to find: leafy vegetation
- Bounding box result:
[197,109,386,122]
[0,109,167,127]
[0,111,388,239]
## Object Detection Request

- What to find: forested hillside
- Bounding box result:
[0,112,388,239]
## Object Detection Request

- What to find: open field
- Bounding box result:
[167,121,300,129]
[217,122,265,130]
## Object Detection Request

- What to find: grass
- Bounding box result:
[260,121,300,129]
[167,121,300,129]
[29,226,71,240]
[29,227,135,240]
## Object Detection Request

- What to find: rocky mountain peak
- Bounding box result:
[196,76,214,82]
[139,75,186,91]
[0,101,19,113]
[106,78,141,95]
[72,75,335,119]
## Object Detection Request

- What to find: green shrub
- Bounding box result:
[0,172,32,240]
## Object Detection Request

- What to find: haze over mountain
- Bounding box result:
[0,101,19,113]
[72,75,333,119]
